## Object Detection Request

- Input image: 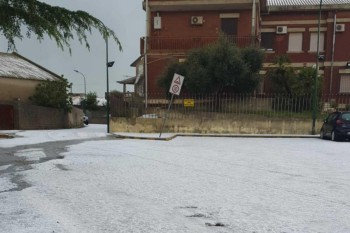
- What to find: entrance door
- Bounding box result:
[0,105,14,130]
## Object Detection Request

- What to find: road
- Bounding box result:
[0,137,112,193]
[1,128,350,232]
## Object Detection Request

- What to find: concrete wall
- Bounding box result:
[14,103,84,130]
[110,116,322,135]
[87,110,106,124]
[67,108,85,128]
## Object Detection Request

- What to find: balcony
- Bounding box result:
[140,36,259,54]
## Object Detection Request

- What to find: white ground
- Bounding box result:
[1,125,350,233]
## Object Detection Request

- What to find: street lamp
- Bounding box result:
[312,0,323,135]
[105,37,115,133]
[74,69,87,114]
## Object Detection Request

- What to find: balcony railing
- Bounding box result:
[140,36,259,54]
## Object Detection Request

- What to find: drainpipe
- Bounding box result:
[329,12,337,95]
[251,0,257,45]
[144,0,150,108]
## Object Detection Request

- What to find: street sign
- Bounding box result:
[184,99,195,107]
[169,73,184,95]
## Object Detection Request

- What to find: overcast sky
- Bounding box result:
[0,0,145,97]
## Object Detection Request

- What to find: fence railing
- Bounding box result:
[140,36,259,53]
[110,92,350,120]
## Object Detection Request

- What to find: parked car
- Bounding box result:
[320,111,350,141]
[83,115,89,125]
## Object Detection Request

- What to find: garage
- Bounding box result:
[0,105,14,130]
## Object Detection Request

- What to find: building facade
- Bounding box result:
[136,0,350,97]
[0,52,62,103]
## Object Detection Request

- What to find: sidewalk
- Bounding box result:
[114,133,319,141]
[1,131,319,141]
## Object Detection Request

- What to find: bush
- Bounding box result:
[30,78,72,112]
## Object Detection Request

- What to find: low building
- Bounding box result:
[0,52,62,103]
[0,52,83,130]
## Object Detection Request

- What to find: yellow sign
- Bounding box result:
[184,99,195,107]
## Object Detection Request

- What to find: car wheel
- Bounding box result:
[320,130,325,139]
[331,131,340,142]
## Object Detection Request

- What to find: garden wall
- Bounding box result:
[15,103,84,130]
[110,116,323,135]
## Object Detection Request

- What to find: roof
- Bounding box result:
[268,0,350,6]
[0,52,61,81]
[117,76,136,85]
[130,55,143,67]
[266,0,350,12]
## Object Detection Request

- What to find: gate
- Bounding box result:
[0,105,14,130]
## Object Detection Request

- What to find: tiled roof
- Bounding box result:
[117,76,136,85]
[268,0,350,6]
[0,52,61,81]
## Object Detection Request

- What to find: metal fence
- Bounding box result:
[110,92,350,120]
[140,36,259,53]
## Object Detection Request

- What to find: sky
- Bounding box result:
[0,0,145,97]
[1,125,350,232]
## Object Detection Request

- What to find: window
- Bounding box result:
[221,18,238,36]
[261,33,275,51]
[327,113,338,123]
[288,33,303,52]
[339,75,350,93]
[341,113,350,123]
[309,32,324,52]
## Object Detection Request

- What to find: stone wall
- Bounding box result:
[110,116,322,135]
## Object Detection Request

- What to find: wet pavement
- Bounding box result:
[0,137,113,193]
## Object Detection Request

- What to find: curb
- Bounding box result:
[114,133,319,141]
[115,134,177,141]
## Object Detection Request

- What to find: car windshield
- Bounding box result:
[341,112,350,123]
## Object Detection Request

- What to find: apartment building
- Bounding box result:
[133,0,350,97]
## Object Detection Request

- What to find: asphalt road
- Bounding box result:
[0,137,112,193]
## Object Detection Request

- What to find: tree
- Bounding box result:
[85,92,99,111]
[0,0,122,52]
[269,55,296,94]
[157,59,187,92]
[268,55,323,112]
[294,66,322,95]
[30,77,73,111]
[158,36,264,94]
[269,55,322,95]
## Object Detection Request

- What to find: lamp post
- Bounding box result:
[312,0,323,135]
[74,69,87,114]
[105,37,115,133]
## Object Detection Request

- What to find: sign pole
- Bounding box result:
[159,93,175,138]
[159,73,184,138]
